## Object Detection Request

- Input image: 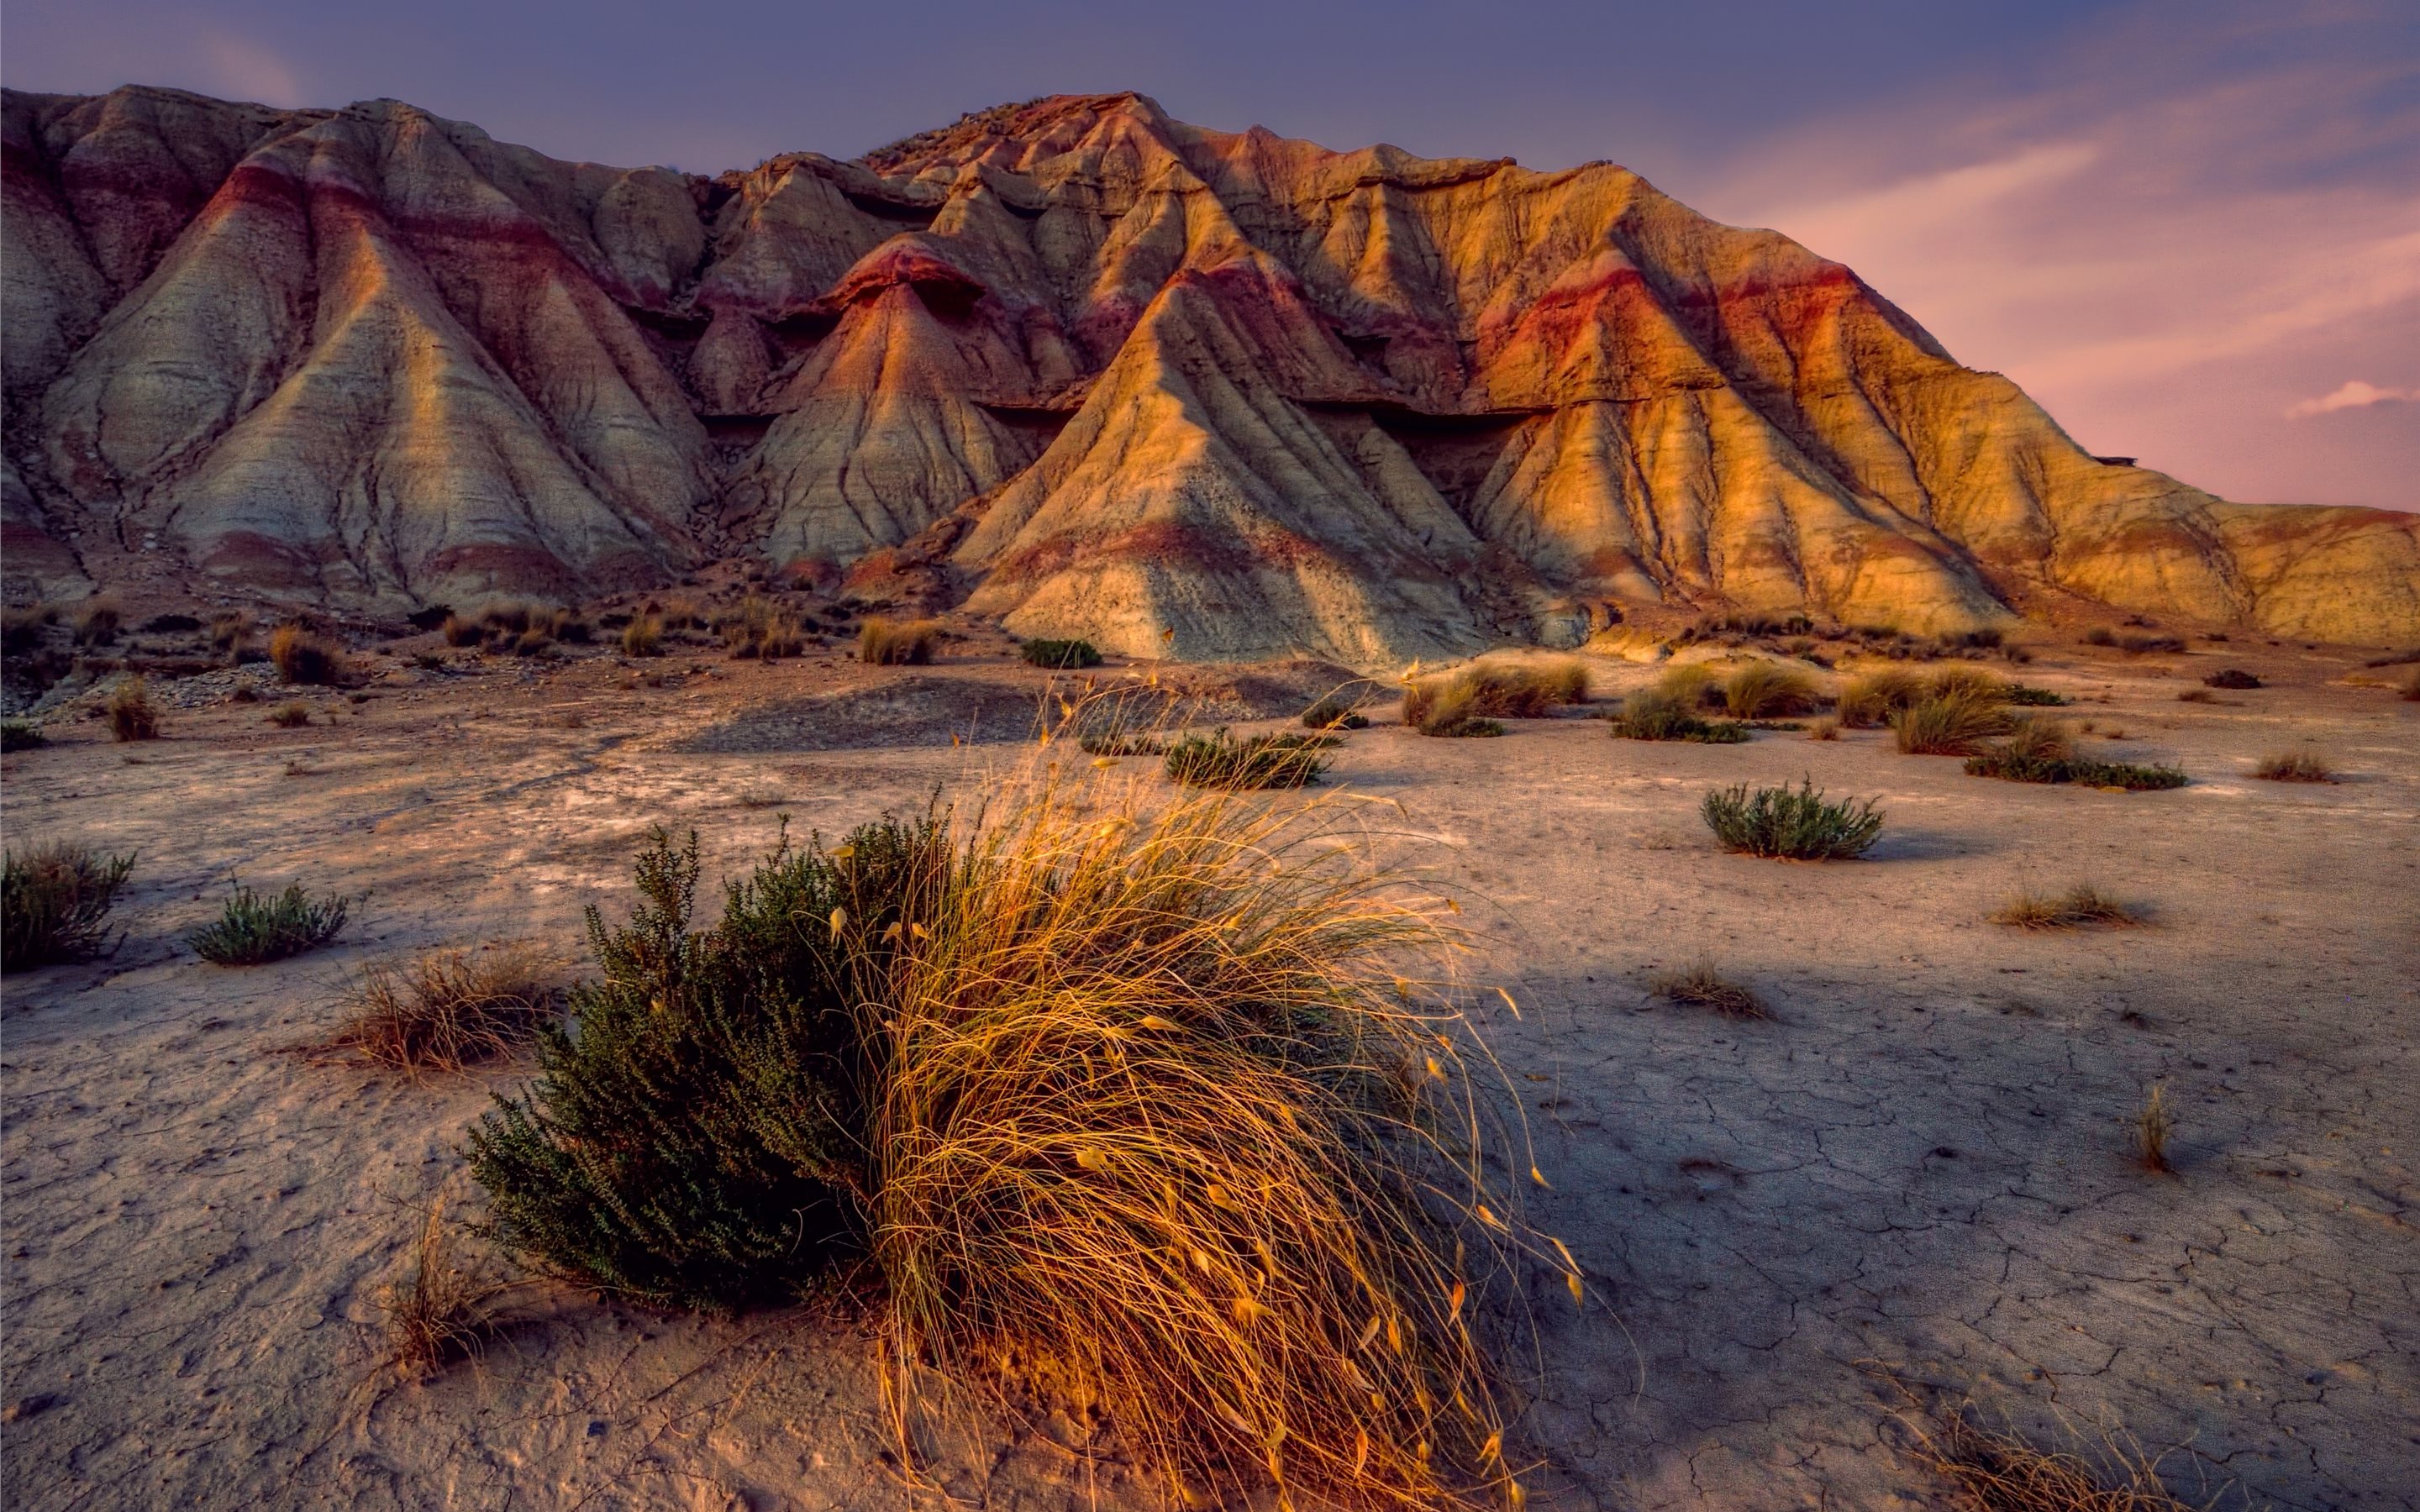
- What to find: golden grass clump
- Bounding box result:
[2136,1084,2174,1174]
[1402,658,1588,733]
[871,771,1557,1509]
[619,612,665,657]
[1907,1398,2209,1511]
[1836,666,1928,727]
[329,942,560,1077]
[1991,885,2142,931]
[108,676,162,742]
[1720,661,1823,718]
[2251,749,2333,783]
[1650,958,1767,1018]
[269,622,345,685]
[1807,717,1840,741]
[1893,686,2016,755]
[376,1198,515,1381]
[860,617,940,665]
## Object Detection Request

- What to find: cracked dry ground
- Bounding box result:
[3,639,2413,1509]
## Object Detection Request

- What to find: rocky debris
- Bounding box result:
[5,86,2415,661]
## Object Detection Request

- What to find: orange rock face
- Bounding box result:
[5,87,2413,656]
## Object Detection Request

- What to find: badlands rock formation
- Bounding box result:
[6,87,2415,660]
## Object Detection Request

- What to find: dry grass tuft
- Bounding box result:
[376,1198,517,1381]
[1720,661,1823,718]
[2135,1084,2175,1173]
[1650,958,1768,1018]
[108,677,162,742]
[1905,1397,2212,1510]
[71,599,122,648]
[1893,687,2016,755]
[1991,885,2143,931]
[1807,717,1840,741]
[1403,659,1589,732]
[3,841,136,970]
[1836,667,1928,727]
[860,617,940,665]
[329,942,561,1076]
[270,622,345,685]
[874,773,1547,1509]
[268,701,311,728]
[2175,687,2215,703]
[619,613,665,657]
[2252,749,2333,783]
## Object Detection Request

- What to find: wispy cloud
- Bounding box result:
[1708,3,2420,511]
[2289,380,2417,417]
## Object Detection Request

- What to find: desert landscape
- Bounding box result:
[4,76,2419,1512]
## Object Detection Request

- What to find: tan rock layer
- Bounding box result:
[4,85,2412,651]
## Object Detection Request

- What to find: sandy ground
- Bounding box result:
[3,633,2414,1510]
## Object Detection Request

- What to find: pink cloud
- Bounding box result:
[2288,380,2417,417]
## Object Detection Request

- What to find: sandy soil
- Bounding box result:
[3,632,2414,1510]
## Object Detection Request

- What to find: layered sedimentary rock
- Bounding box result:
[5,86,2414,657]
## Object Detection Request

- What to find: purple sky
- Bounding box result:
[8,0,2415,511]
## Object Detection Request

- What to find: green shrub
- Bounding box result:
[1607,690,1749,743]
[2,718,47,752]
[470,821,940,1308]
[1963,748,2188,790]
[108,677,162,742]
[1163,729,1332,788]
[2004,684,2068,706]
[1300,689,1373,730]
[1021,638,1102,669]
[2203,669,2261,690]
[3,842,136,969]
[187,882,350,964]
[1702,779,1883,859]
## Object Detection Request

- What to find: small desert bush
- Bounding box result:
[2136,1085,2174,1173]
[1964,742,2188,790]
[1163,728,1333,788]
[508,629,555,659]
[108,677,162,742]
[1020,637,1102,669]
[1892,687,2015,755]
[208,610,252,654]
[330,942,560,1075]
[1836,667,1928,727]
[1651,958,1766,1018]
[1720,661,1823,718]
[2,718,46,752]
[1406,681,1504,738]
[717,596,805,659]
[1702,779,1882,859]
[2004,684,2066,706]
[619,614,665,657]
[860,617,939,665]
[71,600,122,648]
[187,881,350,964]
[1404,659,1589,732]
[1607,690,1748,743]
[268,701,311,728]
[2252,749,2333,783]
[269,622,345,685]
[1654,662,1722,709]
[1807,717,1839,741]
[1991,885,2142,931]
[1300,690,1371,730]
[440,614,481,648]
[2202,668,2260,690]
[3,842,136,970]
[471,782,1558,1508]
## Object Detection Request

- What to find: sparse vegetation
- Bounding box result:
[1163,728,1333,788]
[1020,637,1102,669]
[71,600,123,648]
[376,1199,515,1381]
[2,605,56,654]
[3,842,136,970]
[469,785,1549,1508]
[187,881,350,964]
[2252,749,2334,783]
[2203,669,2261,690]
[2004,684,2065,706]
[2175,687,2215,703]
[269,622,345,685]
[2083,626,2118,647]
[1807,717,1840,741]
[1991,885,2143,931]
[268,702,312,728]
[1300,688,1374,729]
[1607,689,1748,743]
[441,614,481,648]
[108,677,162,742]
[1836,667,1928,727]
[1702,779,1883,859]
[329,942,560,1076]
[1907,1396,2209,1511]
[619,613,665,657]
[1651,958,1767,1018]
[1892,686,2015,755]
[2136,1084,2174,1173]
[1402,659,1589,733]
[717,596,806,659]
[3,718,48,752]
[1964,726,2189,790]
[860,617,940,665]
[2118,633,2184,654]
[208,610,252,655]
[1719,661,1823,718]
